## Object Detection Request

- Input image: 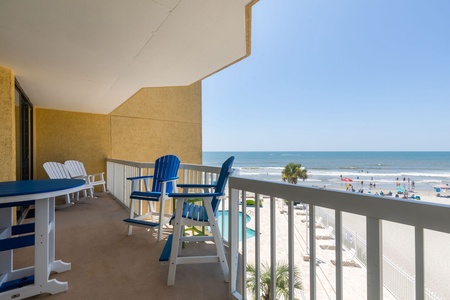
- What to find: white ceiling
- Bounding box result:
[0,0,253,114]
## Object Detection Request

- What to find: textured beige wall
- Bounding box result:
[110,82,202,164]
[35,82,202,184]
[35,109,112,182]
[0,66,15,181]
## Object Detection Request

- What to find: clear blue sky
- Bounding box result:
[202,0,450,151]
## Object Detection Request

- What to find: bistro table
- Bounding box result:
[0,179,85,299]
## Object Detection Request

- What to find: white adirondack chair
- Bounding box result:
[43,162,94,201]
[64,160,106,194]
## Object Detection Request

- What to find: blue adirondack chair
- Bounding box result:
[159,156,234,285]
[123,154,180,241]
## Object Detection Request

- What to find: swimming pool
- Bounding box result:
[217,210,256,242]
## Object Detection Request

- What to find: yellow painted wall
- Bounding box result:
[35,82,202,186]
[0,66,15,181]
[1,58,202,186]
[35,109,112,182]
[110,82,202,164]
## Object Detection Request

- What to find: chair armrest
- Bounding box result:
[73,175,90,183]
[168,192,223,199]
[177,183,216,189]
[130,191,165,201]
[90,172,105,179]
[159,176,179,182]
[126,175,154,181]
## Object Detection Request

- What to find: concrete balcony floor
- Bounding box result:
[14,193,229,300]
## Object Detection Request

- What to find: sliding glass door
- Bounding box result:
[15,80,34,221]
[15,79,33,180]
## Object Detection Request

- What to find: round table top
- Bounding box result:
[0,179,86,197]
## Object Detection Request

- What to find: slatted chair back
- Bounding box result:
[43,162,71,179]
[210,156,235,216]
[64,160,88,178]
[152,155,180,193]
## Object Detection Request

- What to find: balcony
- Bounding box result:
[14,160,450,299]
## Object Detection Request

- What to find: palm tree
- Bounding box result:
[246,262,302,300]
[281,163,308,184]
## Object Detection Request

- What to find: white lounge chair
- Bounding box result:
[64,160,106,193]
[331,248,359,267]
[43,162,93,206]
[306,216,324,228]
[316,226,334,240]
[319,240,336,250]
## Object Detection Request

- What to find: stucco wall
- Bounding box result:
[0,66,15,181]
[110,82,202,164]
[2,61,202,184]
[35,109,112,181]
[35,82,202,184]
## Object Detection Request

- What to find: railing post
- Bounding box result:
[270,196,276,300]
[241,192,247,300]
[288,199,294,300]
[367,217,382,300]
[415,227,425,300]
[254,191,261,300]
[335,210,343,300]
[229,187,241,299]
[309,205,316,300]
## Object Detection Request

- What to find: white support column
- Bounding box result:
[366,217,382,300]
[34,198,50,287]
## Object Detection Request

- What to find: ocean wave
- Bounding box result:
[239,167,283,171]
[237,167,450,179]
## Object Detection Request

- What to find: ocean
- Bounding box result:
[203,151,450,192]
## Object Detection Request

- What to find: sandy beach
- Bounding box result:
[240,186,450,299]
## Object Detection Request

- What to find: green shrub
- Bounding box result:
[245,199,262,207]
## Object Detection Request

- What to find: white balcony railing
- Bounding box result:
[106,158,222,215]
[228,177,450,300]
[107,159,450,300]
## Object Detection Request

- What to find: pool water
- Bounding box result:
[217,210,256,242]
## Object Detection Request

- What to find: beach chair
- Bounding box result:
[64,160,106,193]
[316,226,334,240]
[331,248,359,267]
[123,154,180,241]
[160,156,234,285]
[319,240,336,250]
[306,216,324,228]
[43,162,93,206]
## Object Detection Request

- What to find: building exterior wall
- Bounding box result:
[34,109,112,181]
[0,66,16,181]
[34,82,202,183]
[1,59,202,186]
[110,82,202,164]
